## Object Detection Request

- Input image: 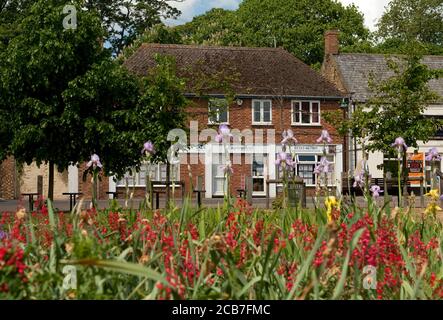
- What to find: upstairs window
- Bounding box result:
[208,99,229,124]
[292,101,320,125]
[252,100,272,124]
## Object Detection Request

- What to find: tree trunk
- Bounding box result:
[48,161,54,201]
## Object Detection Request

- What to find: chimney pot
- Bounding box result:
[325,30,339,56]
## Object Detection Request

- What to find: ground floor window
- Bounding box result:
[117,163,180,187]
[252,154,266,195]
[276,154,335,187]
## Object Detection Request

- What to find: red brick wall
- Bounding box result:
[0,156,16,200]
[181,97,343,198]
[78,97,343,200]
[187,97,343,147]
[78,162,110,200]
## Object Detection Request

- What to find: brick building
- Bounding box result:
[118,43,345,198]
[0,42,345,200]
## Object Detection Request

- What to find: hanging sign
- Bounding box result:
[407,152,424,185]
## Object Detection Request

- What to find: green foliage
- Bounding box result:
[0,0,33,47]
[82,0,182,56]
[175,0,370,66]
[176,8,242,47]
[346,51,443,154]
[136,54,188,164]
[376,0,443,53]
[62,59,142,178]
[120,23,183,61]
[0,0,107,168]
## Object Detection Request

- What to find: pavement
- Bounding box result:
[0,195,434,213]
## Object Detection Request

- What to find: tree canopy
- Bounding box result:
[0,0,189,199]
[376,0,443,54]
[175,0,370,67]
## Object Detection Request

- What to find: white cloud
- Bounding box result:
[337,0,391,31]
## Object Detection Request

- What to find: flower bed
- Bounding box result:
[0,197,442,300]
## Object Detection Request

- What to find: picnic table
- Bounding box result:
[21,193,40,211]
[62,192,83,212]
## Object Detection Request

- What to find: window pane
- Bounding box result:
[160,165,167,182]
[263,101,271,122]
[253,101,261,122]
[298,164,315,185]
[252,154,264,176]
[312,102,319,123]
[138,166,147,185]
[219,108,228,123]
[293,102,300,123]
[298,155,316,162]
[301,102,310,124]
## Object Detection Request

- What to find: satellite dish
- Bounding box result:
[236,99,243,106]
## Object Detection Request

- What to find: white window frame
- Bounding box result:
[117,163,181,187]
[252,99,272,125]
[291,100,321,126]
[276,154,336,187]
[208,99,229,125]
[252,153,267,196]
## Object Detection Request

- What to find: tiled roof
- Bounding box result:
[123,44,343,98]
[332,53,443,103]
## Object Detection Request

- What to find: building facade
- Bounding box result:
[0,43,345,200]
[322,30,443,188]
[120,44,345,198]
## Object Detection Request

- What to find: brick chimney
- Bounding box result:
[324,30,339,55]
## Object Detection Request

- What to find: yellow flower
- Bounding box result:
[325,196,338,223]
[424,203,442,215]
[425,189,440,201]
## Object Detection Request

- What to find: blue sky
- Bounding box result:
[166,0,391,31]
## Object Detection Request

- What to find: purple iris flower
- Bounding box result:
[86,154,102,169]
[425,147,441,162]
[222,161,234,175]
[141,141,155,156]
[215,124,233,143]
[314,157,331,174]
[0,227,7,240]
[370,185,383,198]
[353,171,364,188]
[391,137,408,153]
[282,129,298,146]
[316,130,333,144]
[276,152,294,168]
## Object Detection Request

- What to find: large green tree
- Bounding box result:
[376,0,443,54]
[176,0,370,67]
[0,0,184,55]
[0,0,106,199]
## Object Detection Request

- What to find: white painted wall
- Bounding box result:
[68,165,78,193]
